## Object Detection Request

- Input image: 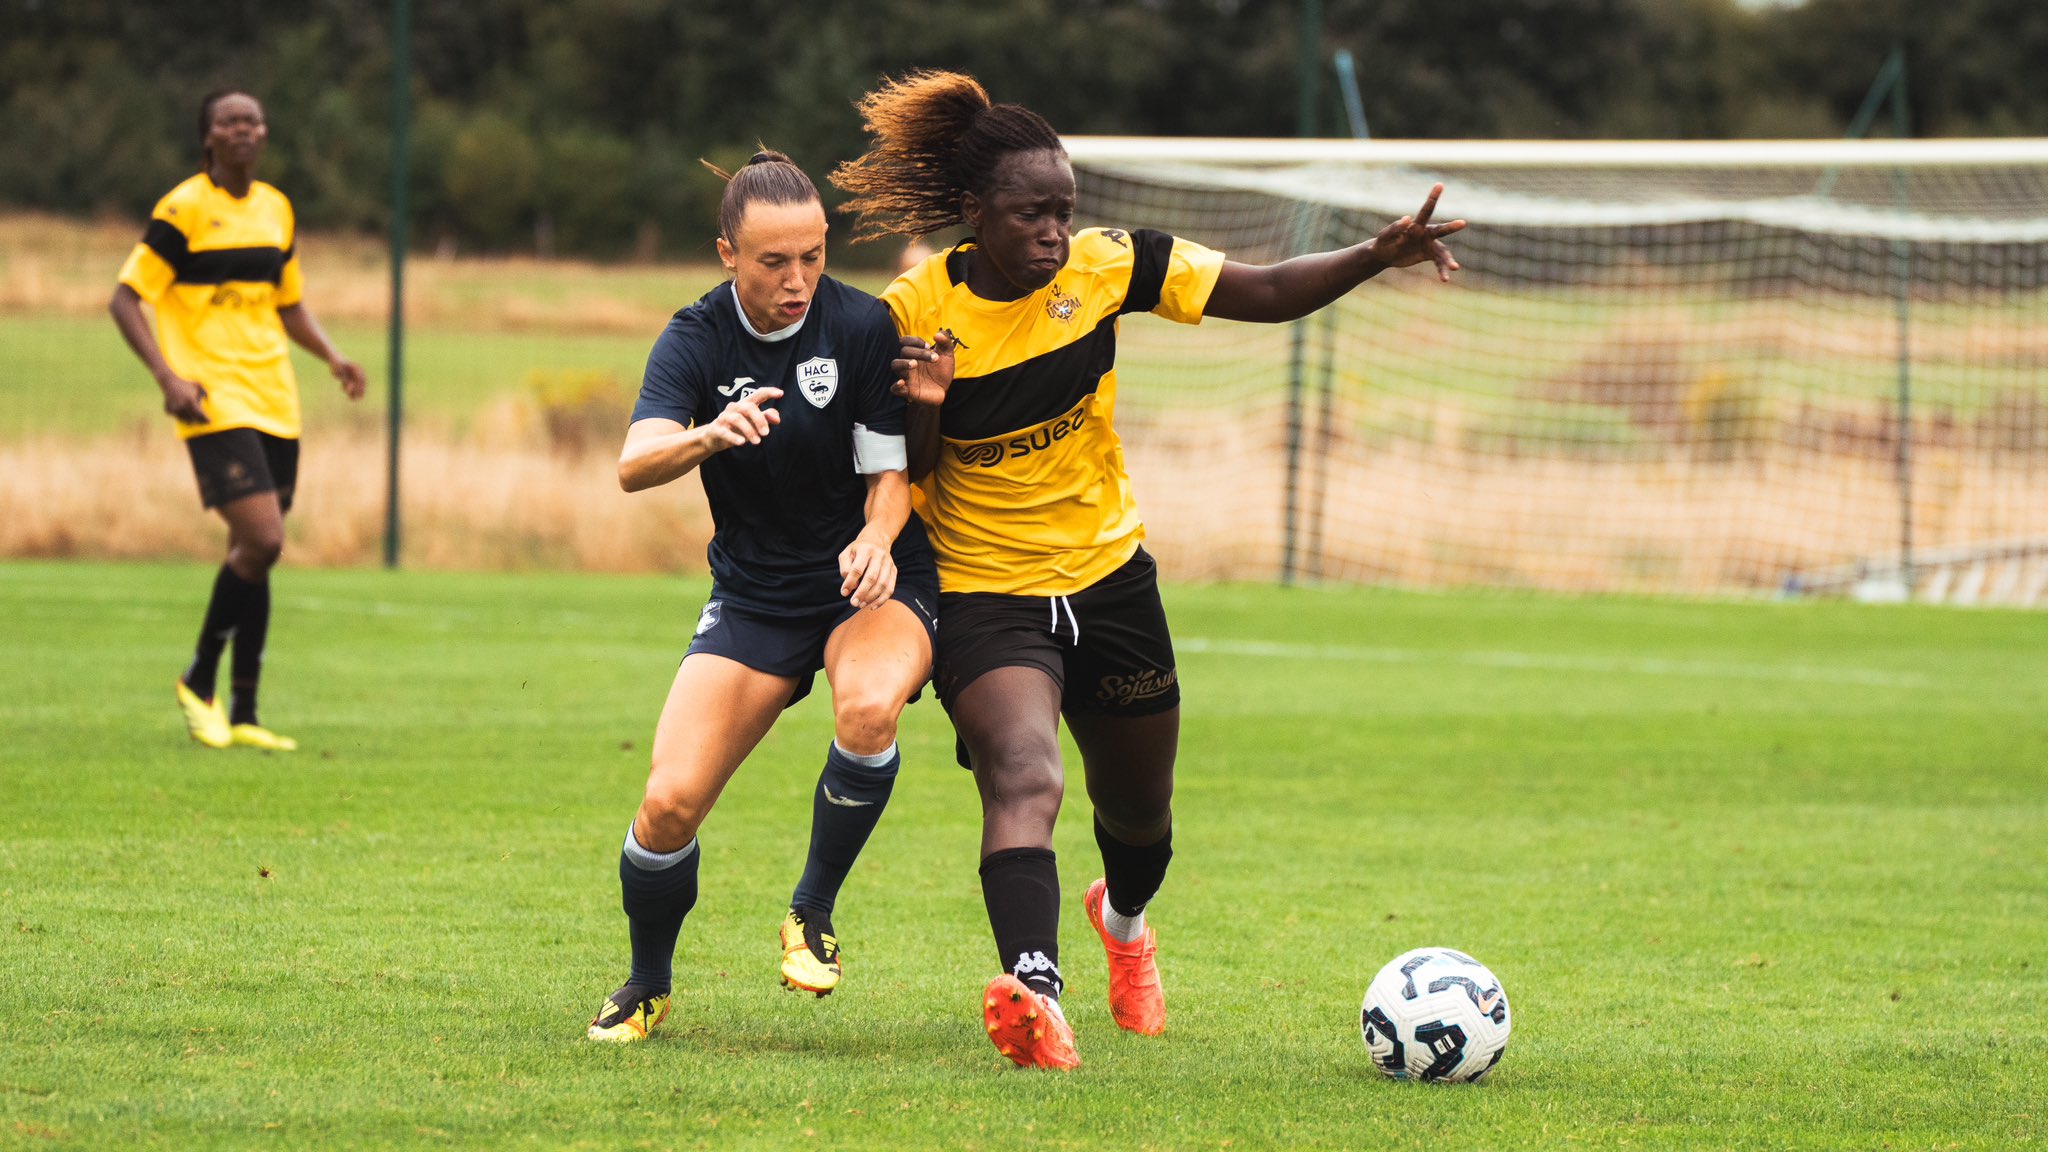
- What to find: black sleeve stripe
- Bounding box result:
[1118,228,1175,316]
[142,219,192,273]
[176,246,288,286]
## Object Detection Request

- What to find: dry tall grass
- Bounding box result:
[1127,402,2048,593]
[0,424,711,573]
[10,404,2046,594]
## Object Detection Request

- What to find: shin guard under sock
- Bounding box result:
[980,846,1063,1000]
[619,829,700,994]
[184,565,257,701]
[790,741,899,916]
[1093,815,1173,920]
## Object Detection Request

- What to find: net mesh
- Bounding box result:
[1069,141,2048,605]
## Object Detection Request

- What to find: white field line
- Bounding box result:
[289,594,607,631]
[1177,637,1926,688]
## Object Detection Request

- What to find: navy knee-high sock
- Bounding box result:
[980,847,1063,1001]
[619,827,700,994]
[790,741,899,916]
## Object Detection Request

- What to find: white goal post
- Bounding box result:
[1059,136,2048,605]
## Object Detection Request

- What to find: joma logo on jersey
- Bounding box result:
[796,357,838,407]
[951,409,1088,468]
[1043,284,1080,322]
[1096,667,1178,706]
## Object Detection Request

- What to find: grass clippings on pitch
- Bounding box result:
[1,561,2043,1150]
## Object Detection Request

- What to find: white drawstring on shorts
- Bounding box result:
[1048,595,1080,646]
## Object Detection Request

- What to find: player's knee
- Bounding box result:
[1095,803,1172,846]
[831,691,901,757]
[232,532,283,573]
[637,777,709,846]
[976,741,1064,818]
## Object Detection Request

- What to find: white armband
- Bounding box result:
[851,423,907,474]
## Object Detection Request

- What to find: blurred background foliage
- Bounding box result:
[1,0,2041,262]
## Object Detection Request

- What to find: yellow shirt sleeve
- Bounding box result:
[278,252,304,307]
[275,195,303,307]
[117,242,175,302]
[1153,236,1226,325]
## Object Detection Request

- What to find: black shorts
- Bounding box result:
[186,428,299,513]
[935,546,1181,754]
[684,564,941,708]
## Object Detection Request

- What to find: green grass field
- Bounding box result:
[2,560,2043,1149]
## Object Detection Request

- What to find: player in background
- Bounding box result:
[833,70,1462,1069]
[586,151,946,1042]
[109,89,366,753]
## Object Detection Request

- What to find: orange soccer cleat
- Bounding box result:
[982,974,1079,1070]
[1084,878,1165,1036]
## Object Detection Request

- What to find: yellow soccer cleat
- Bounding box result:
[1085,877,1165,1036]
[983,974,1079,1070]
[779,908,841,997]
[176,680,231,749]
[587,984,671,1043]
[230,723,298,752]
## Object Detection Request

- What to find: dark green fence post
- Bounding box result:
[384,0,411,569]
[1889,46,1914,595]
[1282,0,1322,585]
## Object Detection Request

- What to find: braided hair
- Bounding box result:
[831,71,1063,243]
[197,88,256,171]
[702,148,822,245]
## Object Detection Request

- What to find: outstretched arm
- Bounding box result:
[279,302,367,400]
[1205,184,1465,324]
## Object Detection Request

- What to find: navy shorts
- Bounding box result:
[685,563,940,707]
[186,428,298,512]
[934,547,1180,765]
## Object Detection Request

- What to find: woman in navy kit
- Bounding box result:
[587,151,945,1041]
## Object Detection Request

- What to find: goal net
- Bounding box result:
[1064,137,2048,606]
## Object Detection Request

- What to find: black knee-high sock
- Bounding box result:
[619,829,700,994]
[227,572,271,726]
[980,847,1063,1000]
[184,565,256,701]
[790,742,899,916]
[1094,816,1174,918]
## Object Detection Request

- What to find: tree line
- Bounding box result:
[2,0,2040,263]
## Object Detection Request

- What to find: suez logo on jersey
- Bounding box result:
[713,358,838,408]
[951,406,1088,468]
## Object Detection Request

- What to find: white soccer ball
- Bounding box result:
[1360,946,1512,1083]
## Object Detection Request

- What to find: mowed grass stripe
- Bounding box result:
[1,561,2043,1150]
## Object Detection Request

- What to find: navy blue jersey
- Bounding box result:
[633,275,932,610]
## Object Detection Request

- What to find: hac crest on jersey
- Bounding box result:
[796,357,838,408]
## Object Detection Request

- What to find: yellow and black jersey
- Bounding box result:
[883,226,1225,596]
[117,173,305,440]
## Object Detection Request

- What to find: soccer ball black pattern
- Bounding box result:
[1360,946,1512,1083]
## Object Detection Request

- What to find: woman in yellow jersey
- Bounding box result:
[833,70,1462,1070]
[109,90,365,752]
